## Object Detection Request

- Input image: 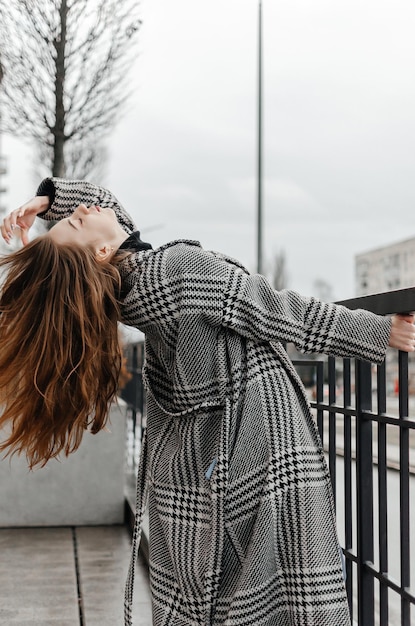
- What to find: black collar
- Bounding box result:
[119,231,152,252]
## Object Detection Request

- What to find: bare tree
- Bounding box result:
[0,0,141,180]
[269,249,288,291]
[312,278,334,302]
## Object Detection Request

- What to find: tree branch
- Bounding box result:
[0,0,141,179]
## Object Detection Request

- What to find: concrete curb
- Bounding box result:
[0,401,127,527]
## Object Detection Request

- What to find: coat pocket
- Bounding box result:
[152,481,213,598]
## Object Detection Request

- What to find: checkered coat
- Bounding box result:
[38,179,392,626]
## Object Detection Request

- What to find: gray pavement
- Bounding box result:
[0,526,152,625]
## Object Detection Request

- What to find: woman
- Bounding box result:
[0,177,414,626]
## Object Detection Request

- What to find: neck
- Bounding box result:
[111,227,130,250]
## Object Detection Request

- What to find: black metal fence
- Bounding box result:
[121,287,415,626]
[296,287,415,626]
[121,342,146,499]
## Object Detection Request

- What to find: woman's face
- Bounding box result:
[48,204,119,249]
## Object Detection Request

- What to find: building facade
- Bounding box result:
[355,238,415,296]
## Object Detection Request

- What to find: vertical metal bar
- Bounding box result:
[256,0,263,274]
[343,358,352,408]
[356,359,374,626]
[377,361,389,626]
[328,356,336,499]
[343,358,353,614]
[398,351,411,626]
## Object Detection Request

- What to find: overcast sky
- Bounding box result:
[3,0,415,299]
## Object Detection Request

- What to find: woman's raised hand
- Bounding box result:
[389,314,415,352]
[1,196,49,246]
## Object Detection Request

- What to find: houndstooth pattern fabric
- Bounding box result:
[38,179,393,626]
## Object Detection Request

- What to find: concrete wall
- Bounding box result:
[0,400,127,527]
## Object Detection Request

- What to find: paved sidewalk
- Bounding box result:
[0,526,152,625]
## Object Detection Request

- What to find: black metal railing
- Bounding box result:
[121,286,415,626]
[292,287,415,626]
[121,342,146,504]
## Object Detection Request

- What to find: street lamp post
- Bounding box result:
[256,0,263,275]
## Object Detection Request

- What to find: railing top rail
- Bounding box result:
[336,287,415,316]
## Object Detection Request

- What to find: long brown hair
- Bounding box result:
[0,236,124,468]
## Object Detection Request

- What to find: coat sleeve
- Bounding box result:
[165,243,392,364]
[35,177,136,233]
[223,270,391,363]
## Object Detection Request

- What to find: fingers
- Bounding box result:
[1,208,24,244]
[1,203,37,246]
[396,313,415,323]
[399,321,415,352]
[389,315,415,352]
[400,331,415,352]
